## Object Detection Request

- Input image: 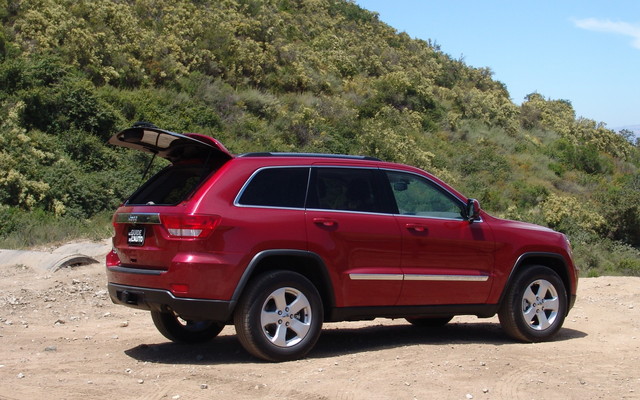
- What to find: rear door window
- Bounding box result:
[237,167,310,208]
[307,167,392,213]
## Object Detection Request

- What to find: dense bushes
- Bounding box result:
[0,0,638,276]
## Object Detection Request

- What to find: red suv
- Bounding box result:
[106,124,578,361]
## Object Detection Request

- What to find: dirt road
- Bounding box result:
[0,244,638,399]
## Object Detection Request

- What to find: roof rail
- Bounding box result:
[238,152,381,161]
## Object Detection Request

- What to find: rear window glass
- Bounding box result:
[238,167,309,208]
[126,164,213,205]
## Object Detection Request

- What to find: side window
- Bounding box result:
[308,168,386,213]
[386,171,464,219]
[238,167,309,208]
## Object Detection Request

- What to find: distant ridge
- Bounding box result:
[612,125,640,141]
[613,124,640,134]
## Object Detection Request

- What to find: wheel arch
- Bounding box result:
[500,252,572,306]
[231,250,335,315]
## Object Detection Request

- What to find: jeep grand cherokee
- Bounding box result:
[106,124,578,361]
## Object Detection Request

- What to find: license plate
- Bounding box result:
[127,226,145,246]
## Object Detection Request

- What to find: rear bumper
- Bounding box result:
[108,282,235,322]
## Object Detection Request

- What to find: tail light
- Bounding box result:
[106,249,121,267]
[160,214,221,238]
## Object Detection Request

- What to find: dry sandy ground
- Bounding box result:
[0,243,639,400]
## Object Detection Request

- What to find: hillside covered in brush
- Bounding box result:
[0,0,638,274]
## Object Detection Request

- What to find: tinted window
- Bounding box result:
[127,164,213,205]
[308,168,387,213]
[238,167,309,208]
[386,171,464,219]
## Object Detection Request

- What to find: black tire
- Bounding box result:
[406,316,453,327]
[151,310,225,343]
[498,265,568,342]
[234,270,324,362]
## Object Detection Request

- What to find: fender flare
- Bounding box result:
[498,252,572,306]
[230,249,335,307]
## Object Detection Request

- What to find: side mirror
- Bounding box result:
[465,198,481,222]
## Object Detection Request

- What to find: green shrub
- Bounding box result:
[20,76,121,137]
[541,193,605,235]
[594,176,640,247]
[572,238,640,277]
[0,207,112,249]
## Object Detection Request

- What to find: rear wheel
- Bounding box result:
[498,266,567,342]
[406,316,453,327]
[234,270,323,362]
[151,310,224,343]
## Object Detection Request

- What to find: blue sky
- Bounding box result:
[355,1,639,130]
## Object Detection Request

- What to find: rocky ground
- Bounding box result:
[0,241,639,399]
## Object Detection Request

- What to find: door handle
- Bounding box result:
[313,217,337,227]
[405,223,428,232]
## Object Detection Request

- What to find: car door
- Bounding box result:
[305,167,403,307]
[385,170,496,306]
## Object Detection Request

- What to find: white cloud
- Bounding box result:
[573,18,640,49]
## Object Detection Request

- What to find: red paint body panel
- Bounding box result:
[306,210,402,307]
[395,216,495,305]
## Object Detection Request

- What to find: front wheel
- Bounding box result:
[151,310,224,343]
[498,266,567,342]
[234,271,323,362]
